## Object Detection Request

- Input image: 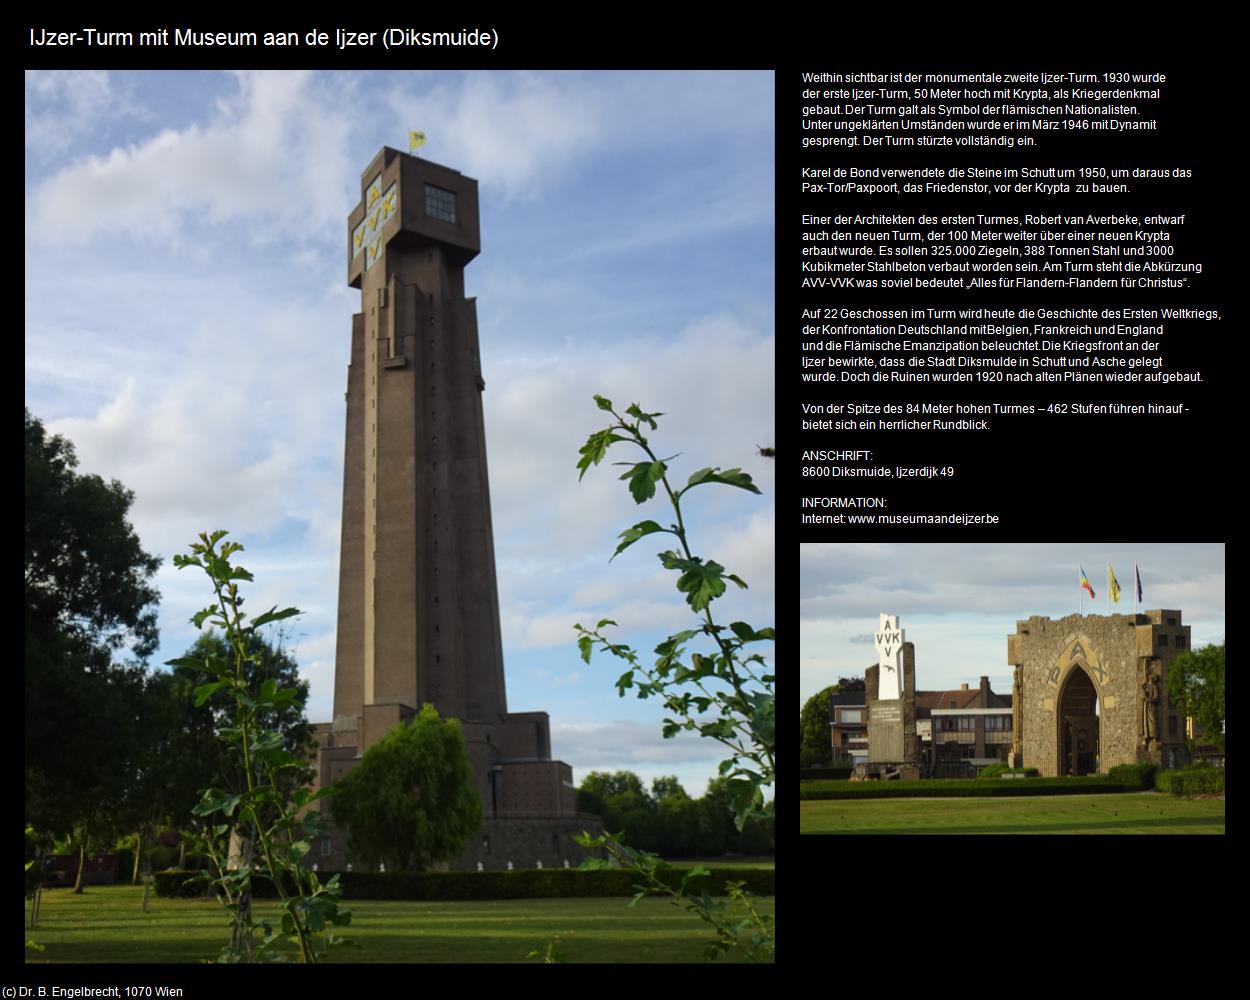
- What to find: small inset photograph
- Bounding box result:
[799,543,1224,834]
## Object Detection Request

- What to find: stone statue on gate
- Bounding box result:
[1011,665,1023,758]
[1141,668,1159,746]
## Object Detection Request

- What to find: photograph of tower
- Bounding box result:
[26,70,775,881]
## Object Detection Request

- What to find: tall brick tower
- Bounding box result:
[312,147,593,869]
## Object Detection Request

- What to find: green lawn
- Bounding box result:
[801,791,1224,834]
[24,884,774,963]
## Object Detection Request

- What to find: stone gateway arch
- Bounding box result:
[1008,609,1193,777]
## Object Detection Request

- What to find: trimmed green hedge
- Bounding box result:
[1108,763,1156,790]
[977,764,1040,779]
[1157,767,1224,796]
[800,766,852,782]
[800,777,1127,800]
[154,866,774,901]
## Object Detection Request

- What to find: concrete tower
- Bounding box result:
[313,148,593,868]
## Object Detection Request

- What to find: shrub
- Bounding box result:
[799,748,830,769]
[1157,767,1225,796]
[1108,763,1156,790]
[977,763,1009,778]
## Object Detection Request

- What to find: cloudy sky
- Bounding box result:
[800,543,1225,707]
[25,70,775,800]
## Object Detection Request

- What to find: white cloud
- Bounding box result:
[29,71,356,248]
[552,719,725,769]
[25,71,144,157]
[384,72,601,199]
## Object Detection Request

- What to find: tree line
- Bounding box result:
[576,771,773,858]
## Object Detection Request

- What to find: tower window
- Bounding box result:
[425,184,457,223]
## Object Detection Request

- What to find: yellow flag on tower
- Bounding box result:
[409,130,426,153]
[1108,564,1122,603]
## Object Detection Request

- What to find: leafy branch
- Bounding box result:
[575,397,774,825]
[574,396,774,963]
[168,530,354,963]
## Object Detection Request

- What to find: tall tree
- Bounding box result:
[1166,643,1225,752]
[25,409,161,841]
[652,777,697,857]
[577,771,656,849]
[330,705,482,871]
[799,686,836,766]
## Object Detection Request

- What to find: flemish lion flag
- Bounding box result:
[409,130,427,153]
[1108,564,1122,603]
[1079,566,1096,599]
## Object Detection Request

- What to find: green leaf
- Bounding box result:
[669,558,729,611]
[250,730,285,754]
[576,430,627,480]
[619,461,665,504]
[191,606,221,629]
[748,692,775,746]
[577,635,593,665]
[595,618,617,629]
[194,680,229,707]
[249,606,301,630]
[661,720,681,739]
[628,890,647,908]
[681,466,762,496]
[625,403,663,429]
[192,788,243,818]
[726,574,748,590]
[610,520,668,560]
[650,630,700,660]
[615,671,635,695]
[594,394,614,412]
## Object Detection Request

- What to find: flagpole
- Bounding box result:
[1079,567,1082,616]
